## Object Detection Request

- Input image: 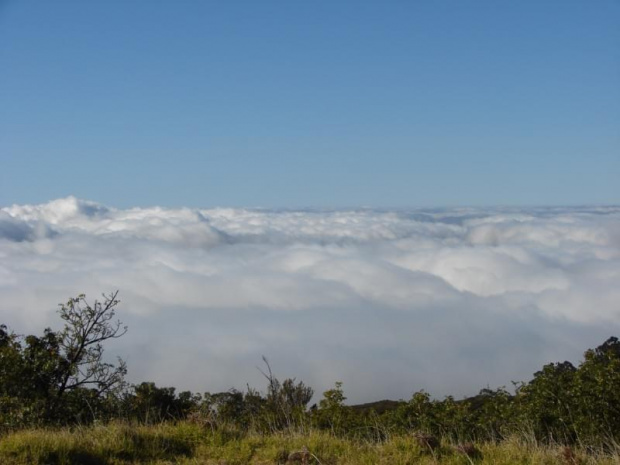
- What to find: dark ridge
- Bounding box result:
[350,399,405,415]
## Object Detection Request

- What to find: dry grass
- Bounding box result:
[0,422,619,465]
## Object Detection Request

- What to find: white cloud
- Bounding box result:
[1,198,619,402]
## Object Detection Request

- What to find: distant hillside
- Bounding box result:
[350,399,405,415]
[351,391,517,415]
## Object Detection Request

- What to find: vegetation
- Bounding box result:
[1,291,620,464]
[2,423,620,465]
[0,292,127,427]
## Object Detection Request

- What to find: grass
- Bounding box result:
[0,422,619,465]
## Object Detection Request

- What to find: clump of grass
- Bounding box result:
[0,421,201,464]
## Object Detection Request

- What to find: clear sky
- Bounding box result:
[1,0,618,208]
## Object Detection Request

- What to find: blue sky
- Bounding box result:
[1,1,618,208]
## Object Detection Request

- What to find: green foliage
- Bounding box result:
[3,292,620,450]
[516,361,577,442]
[122,382,200,424]
[312,382,353,435]
[0,292,127,427]
[257,357,314,431]
[572,337,620,443]
[513,337,620,445]
[433,396,473,440]
[469,387,515,441]
[55,293,127,398]
[201,389,250,427]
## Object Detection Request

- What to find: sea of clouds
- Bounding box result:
[1,196,619,402]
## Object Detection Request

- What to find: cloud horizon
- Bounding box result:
[1,196,619,403]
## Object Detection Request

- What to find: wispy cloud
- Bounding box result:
[1,197,619,402]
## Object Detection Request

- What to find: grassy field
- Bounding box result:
[0,422,619,465]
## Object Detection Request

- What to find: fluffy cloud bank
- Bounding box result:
[1,197,619,402]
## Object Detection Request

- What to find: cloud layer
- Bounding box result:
[1,197,619,402]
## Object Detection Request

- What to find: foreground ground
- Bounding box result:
[0,422,619,465]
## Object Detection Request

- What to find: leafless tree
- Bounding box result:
[55,291,127,401]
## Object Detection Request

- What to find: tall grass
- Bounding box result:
[0,422,619,464]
